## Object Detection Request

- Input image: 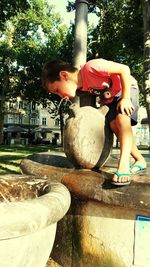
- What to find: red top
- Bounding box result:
[79,59,122,104]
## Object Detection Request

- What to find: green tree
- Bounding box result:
[68,1,145,104]
[0,0,30,30]
[92,0,149,132]
[13,2,68,101]
[141,0,150,133]
[88,1,143,70]
[0,0,71,144]
[0,0,30,143]
[87,0,149,115]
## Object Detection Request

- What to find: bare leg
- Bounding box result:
[110,115,147,183]
[130,140,146,173]
[115,114,132,183]
[110,118,146,176]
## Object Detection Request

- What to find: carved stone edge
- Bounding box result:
[20,158,150,212]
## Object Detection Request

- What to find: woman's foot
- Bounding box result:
[130,160,147,174]
[111,170,131,186]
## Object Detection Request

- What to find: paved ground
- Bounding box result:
[111,148,150,167]
[112,148,150,158]
[101,148,150,183]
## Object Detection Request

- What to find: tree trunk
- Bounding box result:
[0,60,9,144]
[0,73,4,144]
[142,0,150,138]
[0,78,5,144]
[0,105,4,145]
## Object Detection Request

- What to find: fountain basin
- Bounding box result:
[0,175,71,267]
[20,152,150,267]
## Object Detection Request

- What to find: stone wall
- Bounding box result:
[51,198,149,267]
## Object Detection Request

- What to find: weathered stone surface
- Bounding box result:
[28,153,74,169]
[21,159,103,201]
[62,169,103,201]
[64,105,113,169]
[46,258,62,267]
[20,158,72,182]
[0,178,71,238]
[20,152,150,267]
[0,175,71,267]
[20,155,150,212]
[102,178,150,211]
[51,212,74,267]
[52,198,150,267]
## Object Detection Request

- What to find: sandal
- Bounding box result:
[130,164,146,175]
[111,171,131,186]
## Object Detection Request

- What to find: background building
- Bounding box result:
[3,98,149,147]
[3,97,62,145]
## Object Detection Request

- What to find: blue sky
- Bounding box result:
[48,0,98,26]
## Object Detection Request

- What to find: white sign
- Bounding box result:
[134,215,150,266]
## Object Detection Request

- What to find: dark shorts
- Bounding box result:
[106,86,139,126]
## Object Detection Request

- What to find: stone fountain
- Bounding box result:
[64,104,113,169]
[20,104,150,267]
[20,151,150,267]
[0,175,71,267]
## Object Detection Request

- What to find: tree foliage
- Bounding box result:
[0,0,73,143]
[67,0,99,14]
[0,0,71,104]
[68,0,143,68]
[87,0,144,103]
[0,0,30,30]
[1,0,149,135]
[141,0,150,130]
[88,1,143,66]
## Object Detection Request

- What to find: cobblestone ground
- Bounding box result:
[46,257,62,267]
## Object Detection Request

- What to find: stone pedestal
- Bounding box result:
[52,199,150,267]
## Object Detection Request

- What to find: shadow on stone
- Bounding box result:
[27,154,75,169]
[101,180,114,190]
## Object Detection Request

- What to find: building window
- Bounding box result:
[42,117,47,126]
[8,116,14,123]
[19,101,23,109]
[32,102,36,110]
[9,102,13,109]
[43,100,47,108]
[55,118,60,127]
[14,115,19,124]
[19,116,23,124]
[31,118,37,125]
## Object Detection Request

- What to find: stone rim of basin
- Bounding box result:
[0,175,71,240]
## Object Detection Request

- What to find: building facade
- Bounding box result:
[3,98,149,147]
[3,97,62,145]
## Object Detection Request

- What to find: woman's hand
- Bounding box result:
[117,98,135,116]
